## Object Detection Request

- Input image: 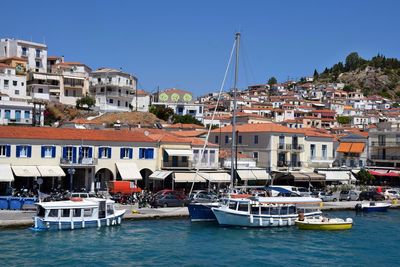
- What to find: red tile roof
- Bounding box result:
[0,126,155,143]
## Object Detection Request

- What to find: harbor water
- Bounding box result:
[1,210,400,266]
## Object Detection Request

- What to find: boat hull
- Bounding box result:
[296,221,352,230]
[188,203,219,222]
[212,208,321,227]
[33,210,126,231]
[356,203,391,212]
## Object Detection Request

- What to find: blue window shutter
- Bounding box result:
[99,147,103,158]
[148,149,154,159]
[120,148,124,159]
[52,146,56,158]
[88,147,93,158]
[41,146,45,158]
[129,148,133,159]
[6,145,11,157]
[27,146,32,158]
[108,147,112,158]
[16,145,21,158]
[72,147,77,163]
[139,148,143,159]
[62,147,67,159]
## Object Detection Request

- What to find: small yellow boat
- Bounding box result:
[295,217,353,230]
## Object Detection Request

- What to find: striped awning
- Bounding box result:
[337,142,365,153]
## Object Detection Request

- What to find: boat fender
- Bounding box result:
[58,221,62,230]
[107,219,110,226]
[118,217,121,224]
[288,218,292,226]
[82,220,85,228]
[259,217,263,226]
[71,221,74,230]
[250,215,254,224]
[97,219,101,228]
[278,218,283,226]
[269,218,274,225]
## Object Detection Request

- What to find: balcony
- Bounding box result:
[94,92,134,98]
[277,144,304,151]
[162,160,193,169]
[60,157,98,166]
[371,141,400,147]
[277,161,302,170]
[370,155,400,161]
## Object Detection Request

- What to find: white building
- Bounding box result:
[0,63,27,99]
[90,68,138,112]
[0,94,44,126]
[0,38,47,73]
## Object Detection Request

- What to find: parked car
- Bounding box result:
[189,190,218,203]
[311,191,337,202]
[70,192,97,199]
[384,189,400,200]
[297,187,312,197]
[339,190,359,201]
[153,189,186,200]
[151,194,189,207]
[358,191,385,201]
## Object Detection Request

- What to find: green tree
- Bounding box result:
[343,85,354,92]
[345,52,365,71]
[149,105,174,121]
[357,169,375,185]
[267,76,277,86]
[313,69,319,79]
[337,116,351,125]
[76,94,96,109]
[172,114,203,126]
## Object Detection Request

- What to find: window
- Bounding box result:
[5,110,10,119]
[215,136,219,144]
[225,135,229,144]
[35,49,41,57]
[210,150,216,164]
[254,135,259,144]
[139,148,154,159]
[38,88,43,93]
[117,100,120,106]
[201,150,208,164]
[15,90,19,95]
[64,146,74,161]
[120,148,132,159]
[61,209,70,217]
[73,209,81,217]
[279,135,285,149]
[253,152,259,159]
[80,146,91,159]
[238,135,242,144]
[48,209,58,217]
[99,147,111,159]
[22,47,27,56]
[4,80,9,88]
[41,146,55,158]
[35,61,41,68]
[17,145,31,158]
[21,82,24,86]
[83,209,92,217]
[193,149,199,163]
[24,111,30,119]
[13,81,17,86]
[322,145,327,159]
[310,144,316,159]
[109,99,114,104]
[0,145,10,157]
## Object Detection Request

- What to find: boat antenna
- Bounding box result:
[230,32,240,189]
[188,35,237,196]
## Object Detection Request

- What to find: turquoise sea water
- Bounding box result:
[1,210,400,267]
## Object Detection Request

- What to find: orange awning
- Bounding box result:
[349,143,365,153]
[337,143,352,153]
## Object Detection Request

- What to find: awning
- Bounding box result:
[12,166,41,177]
[251,170,271,180]
[337,142,365,153]
[317,171,356,181]
[337,143,352,153]
[369,170,400,177]
[199,172,231,183]
[237,170,257,180]
[0,164,14,182]
[37,166,66,177]
[116,162,142,180]
[63,75,85,80]
[149,170,172,180]
[33,73,60,81]
[165,149,193,157]
[292,172,325,182]
[174,172,206,183]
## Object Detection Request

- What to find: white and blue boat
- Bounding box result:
[212,196,322,227]
[355,202,391,212]
[33,197,125,230]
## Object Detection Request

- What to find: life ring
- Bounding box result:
[70,197,83,202]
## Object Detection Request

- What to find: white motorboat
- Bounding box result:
[32,197,126,230]
[212,196,322,227]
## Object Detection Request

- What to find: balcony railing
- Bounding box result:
[370,155,400,161]
[309,156,335,161]
[371,141,400,147]
[277,161,302,169]
[60,157,98,166]
[277,144,304,151]
[162,161,193,169]
[93,92,134,97]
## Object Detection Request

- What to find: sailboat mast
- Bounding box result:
[230,32,240,189]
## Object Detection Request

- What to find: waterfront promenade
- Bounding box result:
[0,200,399,228]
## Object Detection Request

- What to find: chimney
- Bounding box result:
[61,55,65,63]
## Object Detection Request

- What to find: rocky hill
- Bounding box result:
[315,52,400,98]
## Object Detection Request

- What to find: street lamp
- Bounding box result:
[67,168,76,192]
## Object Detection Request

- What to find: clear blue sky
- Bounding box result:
[2,0,400,96]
